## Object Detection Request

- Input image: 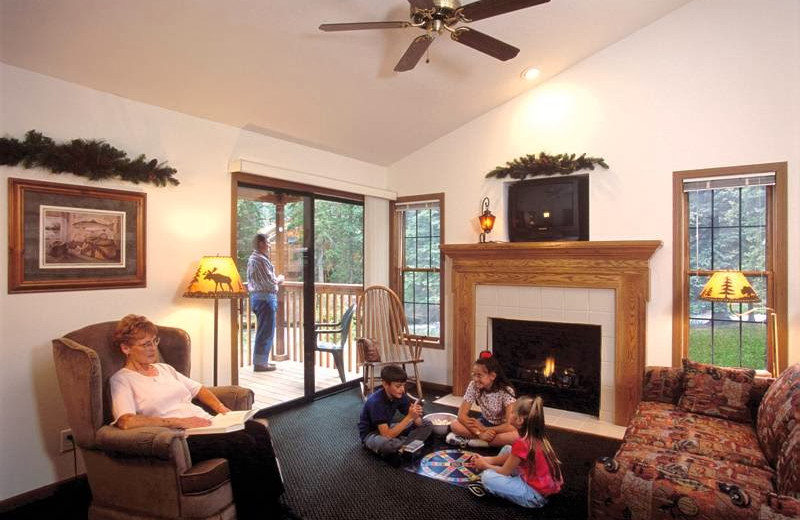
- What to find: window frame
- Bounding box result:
[389,193,445,349]
[672,162,787,372]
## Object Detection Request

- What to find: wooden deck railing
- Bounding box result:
[239,282,363,375]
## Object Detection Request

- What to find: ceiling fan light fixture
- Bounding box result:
[521,67,541,80]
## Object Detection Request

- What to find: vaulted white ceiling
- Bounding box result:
[0,0,693,165]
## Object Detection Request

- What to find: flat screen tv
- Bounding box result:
[507,174,589,242]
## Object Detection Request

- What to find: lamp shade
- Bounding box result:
[698,270,761,303]
[184,256,248,299]
[478,210,496,233]
[478,196,496,234]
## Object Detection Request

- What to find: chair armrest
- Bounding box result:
[314,325,340,334]
[95,425,188,461]
[314,321,341,329]
[207,385,254,411]
[403,334,426,360]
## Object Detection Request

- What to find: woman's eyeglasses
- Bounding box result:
[133,337,160,349]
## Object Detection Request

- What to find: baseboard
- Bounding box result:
[0,475,90,517]
[422,381,452,397]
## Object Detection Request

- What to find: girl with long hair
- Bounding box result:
[473,395,564,508]
[447,354,518,448]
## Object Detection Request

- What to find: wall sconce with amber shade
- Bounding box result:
[183,256,248,385]
[699,270,779,376]
[478,197,496,243]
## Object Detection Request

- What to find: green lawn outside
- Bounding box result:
[689,321,766,370]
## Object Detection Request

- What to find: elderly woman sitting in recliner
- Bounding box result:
[110,314,283,520]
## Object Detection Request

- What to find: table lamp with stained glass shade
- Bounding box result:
[698,270,779,376]
[183,256,249,385]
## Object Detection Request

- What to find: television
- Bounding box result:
[507,174,589,242]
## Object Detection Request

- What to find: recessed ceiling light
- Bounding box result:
[521,67,541,81]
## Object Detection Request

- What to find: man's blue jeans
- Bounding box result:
[252,293,277,366]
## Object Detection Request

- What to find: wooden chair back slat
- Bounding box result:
[356,285,424,399]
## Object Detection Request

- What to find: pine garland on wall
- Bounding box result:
[0,130,179,186]
[485,152,608,180]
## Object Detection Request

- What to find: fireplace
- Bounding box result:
[441,240,662,426]
[491,318,601,416]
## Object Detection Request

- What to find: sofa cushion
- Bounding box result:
[625,401,772,471]
[591,442,777,519]
[357,338,381,362]
[678,359,755,423]
[777,426,800,497]
[642,366,683,404]
[757,363,800,467]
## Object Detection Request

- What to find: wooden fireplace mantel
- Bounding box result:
[441,240,662,426]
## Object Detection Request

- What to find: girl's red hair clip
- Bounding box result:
[479,350,493,359]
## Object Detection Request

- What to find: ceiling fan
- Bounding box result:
[319,0,550,72]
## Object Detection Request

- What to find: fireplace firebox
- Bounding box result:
[491,318,601,416]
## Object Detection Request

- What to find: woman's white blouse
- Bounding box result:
[110,363,211,423]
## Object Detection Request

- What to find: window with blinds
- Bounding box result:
[390,194,444,346]
[677,170,778,370]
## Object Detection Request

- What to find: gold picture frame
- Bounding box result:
[8,178,146,293]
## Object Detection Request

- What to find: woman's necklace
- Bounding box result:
[128,363,157,381]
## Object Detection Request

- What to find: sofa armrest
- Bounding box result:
[641,366,683,404]
[763,493,800,518]
[95,424,190,464]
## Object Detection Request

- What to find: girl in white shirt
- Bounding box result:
[447,353,519,448]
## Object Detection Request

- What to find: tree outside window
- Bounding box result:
[674,163,787,373]
[391,194,444,346]
[687,186,768,369]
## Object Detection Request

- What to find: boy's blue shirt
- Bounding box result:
[357,387,411,441]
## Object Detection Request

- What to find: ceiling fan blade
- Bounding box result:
[451,28,519,61]
[459,0,550,22]
[319,21,410,32]
[408,0,435,9]
[394,34,435,72]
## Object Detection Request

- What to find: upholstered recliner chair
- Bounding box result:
[52,320,262,520]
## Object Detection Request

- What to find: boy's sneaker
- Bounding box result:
[445,432,468,448]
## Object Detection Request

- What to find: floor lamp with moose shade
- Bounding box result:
[184,255,248,385]
[699,270,780,376]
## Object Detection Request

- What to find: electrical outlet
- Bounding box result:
[59,428,75,453]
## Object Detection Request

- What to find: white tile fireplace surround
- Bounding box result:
[477,285,617,424]
[441,241,662,427]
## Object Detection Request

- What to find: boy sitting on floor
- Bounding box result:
[358,364,432,467]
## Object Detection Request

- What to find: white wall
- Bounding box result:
[389,0,800,383]
[0,64,389,500]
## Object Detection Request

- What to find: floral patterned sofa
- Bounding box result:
[589,360,800,519]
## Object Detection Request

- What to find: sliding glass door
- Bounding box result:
[312,198,363,393]
[235,180,363,410]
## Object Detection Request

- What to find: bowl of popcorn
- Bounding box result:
[424,412,457,436]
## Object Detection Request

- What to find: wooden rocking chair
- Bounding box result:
[356,285,424,400]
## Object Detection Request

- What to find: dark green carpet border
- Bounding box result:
[267,388,621,520]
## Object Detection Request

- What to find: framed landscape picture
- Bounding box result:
[8,178,146,293]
